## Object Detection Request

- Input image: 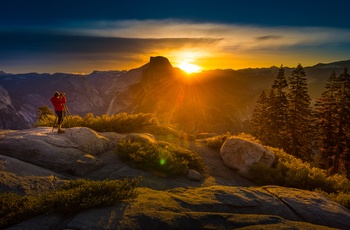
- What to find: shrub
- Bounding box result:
[250,147,350,193]
[35,114,56,127]
[327,192,350,209]
[0,178,141,229]
[138,125,181,143]
[206,132,261,150]
[205,132,350,205]
[315,189,350,209]
[158,141,205,172]
[116,140,204,176]
[36,111,159,133]
[206,134,229,149]
[249,145,350,209]
[235,133,262,144]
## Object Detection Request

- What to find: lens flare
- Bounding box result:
[160,159,166,165]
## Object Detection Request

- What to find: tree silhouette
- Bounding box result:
[268,66,289,149]
[286,64,314,160]
[251,66,290,150]
[250,90,269,143]
[316,68,350,177]
[333,68,350,175]
[314,71,339,172]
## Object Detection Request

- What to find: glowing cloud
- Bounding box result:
[65,19,350,68]
[2,19,350,73]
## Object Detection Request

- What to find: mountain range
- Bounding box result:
[1,56,349,132]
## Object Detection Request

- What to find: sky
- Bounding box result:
[1,0,350,74]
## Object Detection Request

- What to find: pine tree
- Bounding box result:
[264,89,277,146]
[250,90,269,143]
[333,68,350,174]
[251,67,290,148]
[286,64,314,160]
[268,66,289,149]
[314,71,339,171]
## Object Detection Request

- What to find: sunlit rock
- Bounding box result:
[187,169,203,181]
[220,137,275,178]
[122,133,157,144]
[0,127,114,176]
[0,154,66,195]
[1,128,350,229]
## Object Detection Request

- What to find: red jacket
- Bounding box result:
[50,96,66,111]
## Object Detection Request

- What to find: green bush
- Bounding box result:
[0,178,141,229]
[235,133,263,144]
[205,132,350,208]
[36,111,159,133]
[206,132,261,149]
[35,114,56,127]
[249,146,350,208]
[138,125,181,143]
[206,134,229,149]
[116,140,204,176]
[327,192,350,209]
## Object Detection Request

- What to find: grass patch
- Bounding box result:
[0,178,141,229]
[116,140,205,176]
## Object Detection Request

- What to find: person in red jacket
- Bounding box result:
[50,91,66,133]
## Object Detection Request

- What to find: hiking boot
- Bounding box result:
[57,129,65,134]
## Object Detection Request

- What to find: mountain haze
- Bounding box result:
[0,57,349,132]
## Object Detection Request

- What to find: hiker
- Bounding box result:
[50,91,66,133]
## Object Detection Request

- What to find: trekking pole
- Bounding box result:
[63,103,73,136]
[52,115,58,132]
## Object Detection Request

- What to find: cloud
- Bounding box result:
[61,19,350,53]
[1,19,350,72]
[0,30,220,57]
[0,29,221,72]
[255,35,282,41]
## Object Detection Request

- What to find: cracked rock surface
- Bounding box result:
[1,127,350,229]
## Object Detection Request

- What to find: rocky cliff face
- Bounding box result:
[0,84,30,129]
[1,127,350,229]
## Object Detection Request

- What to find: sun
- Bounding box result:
[178,61,202,74]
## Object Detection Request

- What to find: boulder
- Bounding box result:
[0,127,115,176]
[122,133,157,144]
[187,169,203,181]
[220,137,275,178]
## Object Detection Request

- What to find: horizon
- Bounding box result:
[1,56,349,75]
[1,1,350,73]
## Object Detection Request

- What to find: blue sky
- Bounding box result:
[1,0,350,73]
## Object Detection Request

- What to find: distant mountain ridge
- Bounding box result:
[311,59,350,69]
[0,57,349,131]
